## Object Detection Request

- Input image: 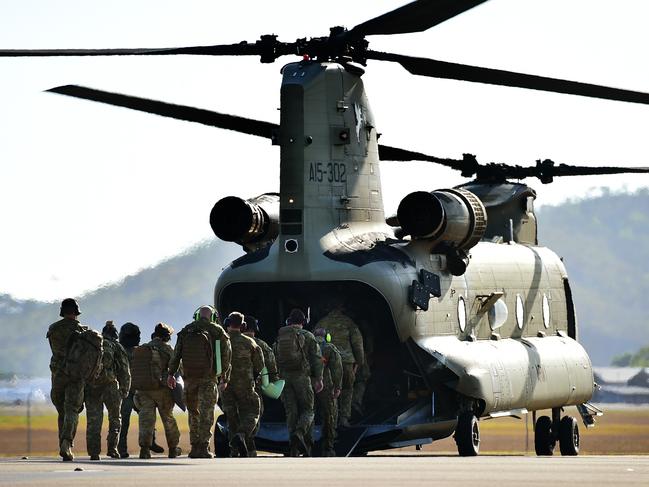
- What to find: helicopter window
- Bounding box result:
[458,296,467,332]
[488,298,508,330]
[515,294,525,329]
[542,294,551,329]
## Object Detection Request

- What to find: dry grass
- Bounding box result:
[1,405,648,457]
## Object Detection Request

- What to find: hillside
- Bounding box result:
[1,190,648,375]
[537,189,649,365]
[0,240,242,376]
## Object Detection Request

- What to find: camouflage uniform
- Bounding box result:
[47,318,88,451]
[250,336,278,447]
[221,330,264,456]
[274,326,323,455]
[134,337,180,454]
[352,326,373,415]
[315,337,343,456]
[316,308,364,425]
[168,318,232,454]
[85,337,131,458]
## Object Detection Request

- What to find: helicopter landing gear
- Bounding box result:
[534,408,580,456]
[455,411,480,456]
[534,415,555,456]
[559,416,580,456]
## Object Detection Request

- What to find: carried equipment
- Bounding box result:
[181,327,213,378]
[276,326,306,372]
[64,329,103,381]
[130,345,163,390]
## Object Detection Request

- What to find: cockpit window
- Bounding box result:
[458,296,467,332]
[516,294,525,329]
[542,294,551,329]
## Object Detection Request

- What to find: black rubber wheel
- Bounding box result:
[559,416,580,456]
[455,412,480,456]
[534,415,555,456]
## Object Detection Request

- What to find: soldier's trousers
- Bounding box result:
[134,388,180,449]
[316,388,338,452]
[339,362,356,421]
[50,371,84,444]
[352,362,371,413]
[222,381,260,450]
[184,377,218,447]
[85,381,122,455]
[281,373,314,439]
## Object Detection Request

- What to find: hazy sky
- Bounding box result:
[1,0,649,301]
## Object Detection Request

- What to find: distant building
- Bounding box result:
[593,367,649,404]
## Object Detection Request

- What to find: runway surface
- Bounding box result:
[1,454,648,487]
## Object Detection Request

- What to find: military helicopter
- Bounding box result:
[4,0,649,457]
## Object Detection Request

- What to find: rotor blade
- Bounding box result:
[348,0,488,38]
[377,145,469,171]
[0,43,261,57]
[368,51,649,105]
[539,162,649,178]
[47,85,277,138]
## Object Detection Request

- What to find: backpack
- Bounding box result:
[64,329,103,381]
[276,326,306,372]
[181,327,213,379]
[90,339,117,385]
[130,345,163,391]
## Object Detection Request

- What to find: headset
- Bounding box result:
[193,305,219,323]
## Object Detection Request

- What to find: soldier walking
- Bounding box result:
[85,321,131,460]
[242,315,278,456]
[168,306,232,458]
[313,328,343,457]
[274,308,323,457]
[133,323,181,459]
[46,298,88,461]
[117,322,165,458]
[221,312,265,457]
[315,301,364,428]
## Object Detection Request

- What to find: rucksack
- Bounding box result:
[130,345,163,391]
[276,326,306,372]
[181,327,213,379]
[64,329,103,381]
[90,338,117,385]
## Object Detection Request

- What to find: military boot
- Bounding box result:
[107,449,120,459]
[231,433,248,458]
[89,454,100,461]
[290,433,308,457]
[168,447,182,459]
[139,447,151,459]
[60,439,74,462]
[189,443,213,459]
[150,442,165,454]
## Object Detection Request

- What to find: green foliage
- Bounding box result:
[611,352,633,367]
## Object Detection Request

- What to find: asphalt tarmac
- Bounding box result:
[1,455,648,487]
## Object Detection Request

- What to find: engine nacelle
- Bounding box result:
[396,188,487,251]
[210,193,279,252]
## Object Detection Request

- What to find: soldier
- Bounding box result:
[274,308,323,457]
[117,323,165,458]
[352,323,373,417]
[167,306,232,458]
[242,314,278,456]
[85,321,131,460]
[133,323,181,459]
[221,312,265,457]
[46,298,88,461]
[313,328,343,457]
[315,302,364,428]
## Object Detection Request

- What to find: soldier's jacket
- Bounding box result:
[253,336,279,383]
[316,338,343,392]
[228,330,265,387]
[316,309,364,365]
[168,318,232,382]
[90,337,131,394]
[46,318,88,373]
[273,326,323,380]
[145,337,175,382]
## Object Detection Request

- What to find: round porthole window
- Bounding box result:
[489,298,508,330]
[515,294,525,329]
[458,296,467,332]
[542,294,551,329]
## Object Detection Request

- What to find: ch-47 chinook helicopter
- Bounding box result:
[5,0,649,457]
